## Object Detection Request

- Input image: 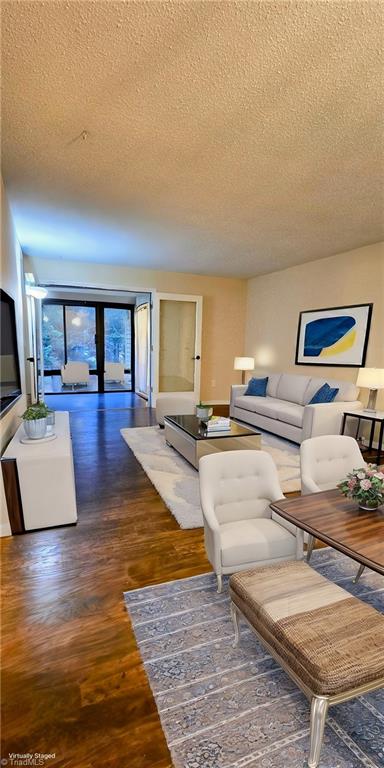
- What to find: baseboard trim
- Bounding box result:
[0,522,12,538]
[204,400,230,405]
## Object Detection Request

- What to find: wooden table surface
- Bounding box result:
[270,489,384,575]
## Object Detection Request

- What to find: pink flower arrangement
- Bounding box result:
[338,463,384,508]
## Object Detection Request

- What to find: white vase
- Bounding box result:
[23,417,48,440]
[196,406,213,422]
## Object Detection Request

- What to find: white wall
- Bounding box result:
[26,255,247,401]
[1,179,27,536]
[245,242,384,409]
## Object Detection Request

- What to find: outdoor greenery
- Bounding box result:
[42,304,131,371]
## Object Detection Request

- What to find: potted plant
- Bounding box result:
[21,401,50,440]
[338,464,384,511]
[196,401,213,422]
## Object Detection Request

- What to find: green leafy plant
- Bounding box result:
[338,465,384,508]
[22,402,50,421]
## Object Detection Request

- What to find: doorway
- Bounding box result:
[42,299,134,394]
[152,292,203,404]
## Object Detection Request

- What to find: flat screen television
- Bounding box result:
[1,289,22,414]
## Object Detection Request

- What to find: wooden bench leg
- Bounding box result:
[230,602,240,647]
[308,696,329,768]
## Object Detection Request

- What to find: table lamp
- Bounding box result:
[356,368,384,412]
[234,357,254,385]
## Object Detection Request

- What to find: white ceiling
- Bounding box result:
[2,1,383,278]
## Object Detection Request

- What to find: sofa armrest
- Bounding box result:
[302,400,362,441]
[230,384,247,415]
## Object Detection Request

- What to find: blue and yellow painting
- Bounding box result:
[304,316,356,358]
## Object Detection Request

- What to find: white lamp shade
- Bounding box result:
[356,368,384,389]
[234,357,254,371]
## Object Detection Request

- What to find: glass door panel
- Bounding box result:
[159,300,196,393]
[42,304,65,369]
[135,303,150,398]
[65,306,97,369]
[103,307,132,390]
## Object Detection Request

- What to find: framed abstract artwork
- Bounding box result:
[295,303,373,367]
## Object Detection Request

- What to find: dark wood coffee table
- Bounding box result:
[164,415,261,470]
[270,489,384,575]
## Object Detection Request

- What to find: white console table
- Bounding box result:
[2,411,77,533]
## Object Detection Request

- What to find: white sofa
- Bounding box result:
[230,372,361,444]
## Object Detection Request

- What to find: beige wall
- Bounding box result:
[1,180,27,536]
[26,256,247,401]
[245,242,384,409]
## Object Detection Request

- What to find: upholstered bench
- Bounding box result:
[229,560,384,768]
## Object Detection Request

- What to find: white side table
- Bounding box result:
[1,411,77,533]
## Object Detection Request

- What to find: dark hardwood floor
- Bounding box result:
[1,404,210,767]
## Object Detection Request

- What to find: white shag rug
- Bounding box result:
[121,425,300,529]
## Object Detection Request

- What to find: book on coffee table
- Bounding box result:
[205,416,231,432]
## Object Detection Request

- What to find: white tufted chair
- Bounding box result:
[155,393,197,427]
[104,362,125,384]
[61,362,90,387]
[199,450,300,592]
[300,435,367,581]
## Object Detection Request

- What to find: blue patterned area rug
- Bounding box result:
[124,550,384,768]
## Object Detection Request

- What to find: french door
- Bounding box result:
[152,292,202,405]
[42,299,134,392]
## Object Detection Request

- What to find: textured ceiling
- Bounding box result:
[2,0,383,277]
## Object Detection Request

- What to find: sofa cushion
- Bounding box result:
[304,376,358,404]
[266,373,282,398]
[276,402,304,428]
[244,377,268,397]
[234,395,304,427]
[220,519,296,567]
[234,395,268,413]
[277,374,311,405]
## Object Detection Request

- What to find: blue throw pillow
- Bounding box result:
[244,377,268,397]
[309,382,339,404]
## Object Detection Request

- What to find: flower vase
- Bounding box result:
[358,501,380,512]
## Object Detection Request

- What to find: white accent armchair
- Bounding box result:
[104,362,125,384]
[300,435,367,580]
[155,393,197,427]
[199,450,300,592]
[61,362,90,387]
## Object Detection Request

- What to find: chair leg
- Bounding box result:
[308,696,329,768]
[216,573,223,593]
[353,564,365,583]
[306,534,315,562]
[230,602,240,647]
[296,527,304,560]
